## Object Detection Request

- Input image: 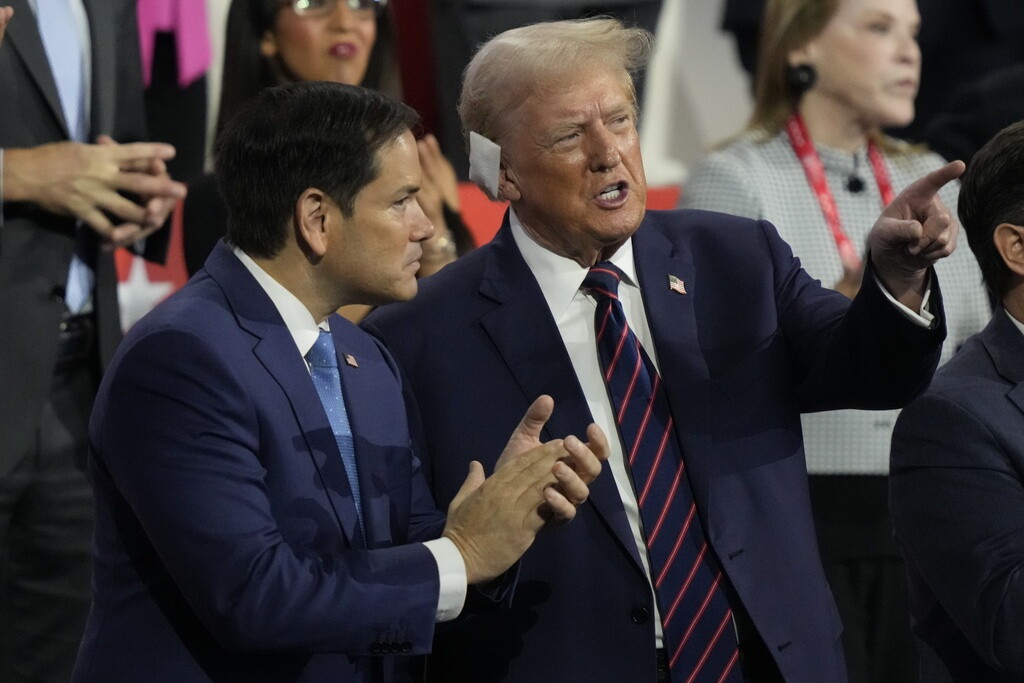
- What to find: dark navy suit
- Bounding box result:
[364,209,946,681]
[891,310,1024,681]
[73,242,446,681]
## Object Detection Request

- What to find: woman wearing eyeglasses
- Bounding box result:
[183,0,472,298]
[680,0,990,680]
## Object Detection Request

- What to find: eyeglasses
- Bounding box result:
[289,0,387,17]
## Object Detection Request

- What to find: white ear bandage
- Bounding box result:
[468,131,502,201]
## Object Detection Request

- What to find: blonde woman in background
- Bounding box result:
[680,0,990,680]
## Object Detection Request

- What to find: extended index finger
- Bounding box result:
[900,160,965,204]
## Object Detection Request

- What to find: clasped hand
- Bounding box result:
[4,135,187,248]
[442,395,608,584]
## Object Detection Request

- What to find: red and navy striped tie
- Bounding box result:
[584,262,740,683]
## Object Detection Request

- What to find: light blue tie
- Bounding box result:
[306,330,364,533]
[36,0,93,313]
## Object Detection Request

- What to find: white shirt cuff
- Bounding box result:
[873,272,935,328]
[423,536,467,622]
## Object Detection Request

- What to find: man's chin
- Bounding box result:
[391,280,420,303]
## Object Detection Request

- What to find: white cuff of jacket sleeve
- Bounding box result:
[423,536,467,622]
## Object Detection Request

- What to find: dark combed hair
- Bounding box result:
[215,81,418,258]
[957,119,1024,300]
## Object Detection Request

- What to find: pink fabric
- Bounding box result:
[137,0,211,89]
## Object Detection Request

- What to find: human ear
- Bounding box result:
[497,160,522,202]
[259,30,278,59]
[994,222,1024,277]
[787,38,818,68]
[295,188,330,258]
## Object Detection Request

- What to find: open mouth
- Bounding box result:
[598,181,626,200]
[596,181,628,206]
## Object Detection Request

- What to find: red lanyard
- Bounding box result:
[784,114,894,271]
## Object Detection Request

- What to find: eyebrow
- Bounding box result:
[541,102,635,141]
[861,8,919,26]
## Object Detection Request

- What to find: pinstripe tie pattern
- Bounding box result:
[583,262,740,683]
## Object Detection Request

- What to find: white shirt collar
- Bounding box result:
[1005,306,1024,337]
[508,206,640,317]
[233,247,325,358]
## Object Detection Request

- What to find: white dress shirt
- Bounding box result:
[509,209,668,646]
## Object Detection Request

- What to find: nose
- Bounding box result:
[897,28,921,67]
[588,125,621,173]
[411,198,435,242]
[327,0,360,28]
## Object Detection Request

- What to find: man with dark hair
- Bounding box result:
[72,81,606,681]
[1,3,185,679]
[890,119,1024,681]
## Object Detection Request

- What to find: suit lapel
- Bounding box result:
[204,244,365,548]
[983,311,1024,418]
[5,0,68,137]
[478,221,646,573]
[631,220,715,513]
[330,320,394,549]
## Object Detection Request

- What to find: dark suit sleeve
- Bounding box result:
[92,327,441,654]
[890,392,1024,674]
[760,220,945,411]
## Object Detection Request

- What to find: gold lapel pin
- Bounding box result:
[344,354,359,368]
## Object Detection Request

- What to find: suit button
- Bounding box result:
[370,643,382,654]
[401,642,412,653]
[631,607,650,624]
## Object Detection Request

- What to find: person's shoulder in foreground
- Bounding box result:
[891,118,1024,682]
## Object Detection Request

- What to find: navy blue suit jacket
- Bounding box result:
[891,310,1024,681]
[364,209,945,682]
[73,242,447,682]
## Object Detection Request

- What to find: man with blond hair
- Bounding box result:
[366,17,964,682]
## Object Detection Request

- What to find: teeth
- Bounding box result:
[599,186,622,200]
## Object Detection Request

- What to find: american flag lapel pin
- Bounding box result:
[668,274,687,295]
[344,354,359,368]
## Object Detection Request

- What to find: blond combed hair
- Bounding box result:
[458,17,652,149]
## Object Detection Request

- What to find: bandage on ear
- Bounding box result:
[468,131,502,201]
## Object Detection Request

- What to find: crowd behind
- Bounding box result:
[1,0,1022,681]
